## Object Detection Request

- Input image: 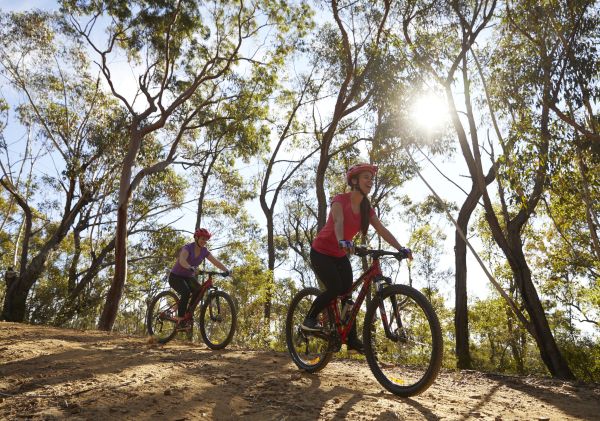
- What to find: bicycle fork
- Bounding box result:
[205,288,223,322]
[375,277,407,343]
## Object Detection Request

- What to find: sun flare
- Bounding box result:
[411,93,448,131]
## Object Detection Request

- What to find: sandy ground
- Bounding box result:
[0,322,598,420]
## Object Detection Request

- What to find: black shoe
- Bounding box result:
[177,319,192,331]
[301,317,322,332]
[347,338,364,354]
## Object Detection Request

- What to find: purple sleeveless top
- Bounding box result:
[170,243,210,277]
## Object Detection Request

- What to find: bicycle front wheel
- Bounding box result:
[285,287,334,373]
[147,290,180,344]
[199,290,237,350]
[364,284,443,397]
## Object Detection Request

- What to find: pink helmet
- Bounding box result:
[194,228,211,239]
[346,163,378,185]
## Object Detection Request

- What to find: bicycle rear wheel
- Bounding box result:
[364,284,443,397]
[199,290,237,350]
[147,290,180,344]
[285,287,334,373]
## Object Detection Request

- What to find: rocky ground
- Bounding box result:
[1,322,598,420]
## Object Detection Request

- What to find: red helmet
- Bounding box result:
[194,228,211,239]
[346,163,378,185]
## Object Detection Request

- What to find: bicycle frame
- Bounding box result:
[185,271,225,318]
[159,271,221,324]
[326,255,383,344]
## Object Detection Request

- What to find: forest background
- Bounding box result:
[0,0,598,383]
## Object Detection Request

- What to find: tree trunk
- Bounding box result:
[1,278,29,322]
[264,212,275,320]
[97,129,140,331]
[97,204,129,330]
[506,234,575,379]
[455,168,495,369]
[507,307,525,375]
[195,174,209,229]
[2,250,51,321]
[315,150,330,231]
[454,186,481,370]
[68,229,82,293]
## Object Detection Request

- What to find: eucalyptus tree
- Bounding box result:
[392,0,501,370]
[258,70,321,320]
[398,0,591,378]
[280,169,319,281]
[472,0,599,379]
[182,60,295,228]
[310,0,393,230]
[54,160,189,327]
[534,0,600,262]
[535,147,599,331]
[0,95,38,280]
[0,11,124,322]
[61,0,310,330]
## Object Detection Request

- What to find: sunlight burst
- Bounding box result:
[411,93,448,132]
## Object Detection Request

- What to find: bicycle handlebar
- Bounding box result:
[197,270,230,277]
[354,246,408,260]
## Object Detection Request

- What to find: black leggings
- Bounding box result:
[169,273,200,317]
[307,247,354,320]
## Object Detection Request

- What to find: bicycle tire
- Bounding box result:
[285,287,334,373]
[147,290,180,344]
[199,290,237,350]
[363,284,443,397]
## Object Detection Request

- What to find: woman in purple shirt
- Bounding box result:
[169,228,230,322]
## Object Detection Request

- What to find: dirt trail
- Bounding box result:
[0,322,598,420]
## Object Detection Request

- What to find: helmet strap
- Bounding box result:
[351,179,368,197]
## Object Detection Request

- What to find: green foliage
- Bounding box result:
[556,336,600,383]
[409,224,451,293]
[469,296,545,376]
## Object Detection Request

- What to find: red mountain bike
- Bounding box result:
[285,247,443,397]
[146,270,237,349]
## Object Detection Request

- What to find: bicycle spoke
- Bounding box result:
[199,290,236,350]
[285,288,333,372]
[364,285,442,397]
[147,291,179,344]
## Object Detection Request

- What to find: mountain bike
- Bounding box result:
[285,247,443,397]
[146,270,237,349]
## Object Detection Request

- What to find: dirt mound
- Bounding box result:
[1,322,598,420]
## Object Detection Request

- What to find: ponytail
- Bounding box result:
[360,196,371,236]
[349,174,372,237]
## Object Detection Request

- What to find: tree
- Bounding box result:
[312,0,393,230]
[62,0,308,330]
[0,11,123,322]
[259,69,319,320]
[395,0,499,369]
[475,0,599,379]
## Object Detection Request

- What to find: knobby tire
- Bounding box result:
[363,284,443,397]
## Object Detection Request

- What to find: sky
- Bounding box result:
[0,0,496,305]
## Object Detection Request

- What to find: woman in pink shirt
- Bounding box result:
[169,228,230,322]
[302,163,412,353]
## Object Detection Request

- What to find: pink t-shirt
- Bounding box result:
[312,193,375,257]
